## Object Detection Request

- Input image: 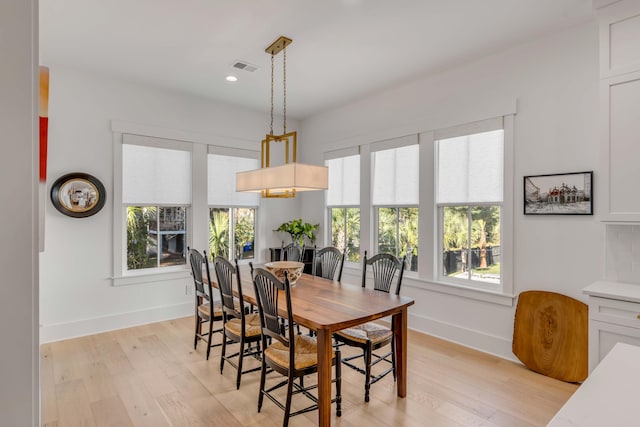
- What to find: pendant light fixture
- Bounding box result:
[236,36,328,198]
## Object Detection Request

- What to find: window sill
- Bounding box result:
[406,277,515,306]
[112,268,191,287]
[341,265,514,306]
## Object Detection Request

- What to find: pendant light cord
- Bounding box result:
[283,46,287,134]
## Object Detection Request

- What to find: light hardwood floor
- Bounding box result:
[41,316,578,426]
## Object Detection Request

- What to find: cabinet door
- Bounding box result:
[600,71,640,221]
[589,319,640,372]
[599,0,640,78]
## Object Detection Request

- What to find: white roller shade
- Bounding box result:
[209,154,259,206]
[326,155,360,206]
[123,144,191,205]
[372,144,419,205]
[437,129,504,204]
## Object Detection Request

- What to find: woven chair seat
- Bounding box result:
[197,300,223,318]
[265,334,334,370]
[334,322,392,345]
[224,313,262,337]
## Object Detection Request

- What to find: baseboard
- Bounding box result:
[406,312,518,362]
[39,302,193,343]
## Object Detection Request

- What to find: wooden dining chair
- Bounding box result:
[213,256,262,389]
[311,246,346,282]
[333,250,406,402]
[252,267,342,427]
[280,241,304,262]
[187,247,223,360]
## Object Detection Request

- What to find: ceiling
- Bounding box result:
[39,0,595,120]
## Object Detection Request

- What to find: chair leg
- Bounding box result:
[236,338,245,390]
[335,349,342,417]
[220,330,227,374]
[257,357,266,412]
[364,341,372,403]
[194,315,200,349]
[283,376,294,427]
[206,317,214,360]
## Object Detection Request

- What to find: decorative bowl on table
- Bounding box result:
[264,261,304,285]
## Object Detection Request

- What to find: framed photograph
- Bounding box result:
[50,172,106,218]
[524,171,593,215]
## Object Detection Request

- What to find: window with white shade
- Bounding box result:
[122,137,191,271]
[208,151,259,261]
[321,115,513,303]
[437,124,504,287]
[371,139,419,272]
[326,151,360,263]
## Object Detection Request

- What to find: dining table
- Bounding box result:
[208,264,415,426]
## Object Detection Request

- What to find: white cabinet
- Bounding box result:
[583,281,640,372]
[596,0,640,222]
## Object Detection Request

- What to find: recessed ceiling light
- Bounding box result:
[225,75,238,82]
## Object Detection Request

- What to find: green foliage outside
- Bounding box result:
[331,208,360,262]
[443,205,501,275]
[126,206,157,270]
[378,207,419,262]
[234,208,255,259]
[209,209,230,259]
[443,206,500,250]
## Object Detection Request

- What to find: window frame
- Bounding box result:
[370,137,420,275]
[324,147,361,267]
[112,121,261,286]
[322,115,514,305]
[112,132,194,285]
[432,117,512,297]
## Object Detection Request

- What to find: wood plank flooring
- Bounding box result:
[40,316,578,426]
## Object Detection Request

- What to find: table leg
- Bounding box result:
[393,307,408,397]
[316,328,333,426]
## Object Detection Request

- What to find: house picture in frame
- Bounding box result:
[524,171,593,215]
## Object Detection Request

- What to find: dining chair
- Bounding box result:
[213,256,262,389]
[311,246,346,282]
[280,241,304,262]
[252,267,342,427]
[333,250,406,402]
[187,247,223,360]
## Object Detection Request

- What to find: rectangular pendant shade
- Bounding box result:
[236,162,328,194]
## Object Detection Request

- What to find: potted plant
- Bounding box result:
[276,218,319,247]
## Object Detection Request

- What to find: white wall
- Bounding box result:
[300,22,602,359]
[0,0,39,424]
[39,66,298,342]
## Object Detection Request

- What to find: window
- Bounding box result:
[372,142,419,272]
[122,138,191,271]
[437,126,504,287]
[208,152,259,261]
[326,152,360,263]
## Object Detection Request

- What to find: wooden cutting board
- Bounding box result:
[513,290,588,382]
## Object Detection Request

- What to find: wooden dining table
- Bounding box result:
[208,265,415,426]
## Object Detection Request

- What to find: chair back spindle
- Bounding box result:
[362,251,406,295]
[214,256,244,320]
[312,246,345,282]
[281,241,304,262]
[253,268,294,350]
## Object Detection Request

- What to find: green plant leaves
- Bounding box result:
[275,218,319,246]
